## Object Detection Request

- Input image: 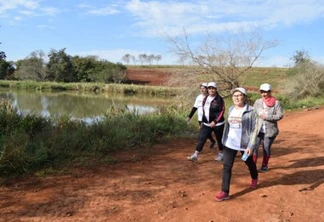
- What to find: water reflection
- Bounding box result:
[0,89,170,122]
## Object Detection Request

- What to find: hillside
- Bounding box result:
[126,66,288,90]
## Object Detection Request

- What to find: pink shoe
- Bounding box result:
[215,191,230,202]
[249,179,258,189]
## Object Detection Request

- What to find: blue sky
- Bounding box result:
[1,0,323,67]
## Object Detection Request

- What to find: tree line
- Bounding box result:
[0,48,127,83]
[121,54,162,65]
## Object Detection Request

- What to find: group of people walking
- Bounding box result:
[186,82,284,201]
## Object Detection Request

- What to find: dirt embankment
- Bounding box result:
[125,67,172,86]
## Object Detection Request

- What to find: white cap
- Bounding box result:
[260,83,272,91]
[231,87,247,95]
[200,83,208,88]
[207,82,217,88]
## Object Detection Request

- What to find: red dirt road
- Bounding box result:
[1,107,324,222]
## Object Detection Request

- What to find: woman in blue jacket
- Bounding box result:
[215,87,259,201]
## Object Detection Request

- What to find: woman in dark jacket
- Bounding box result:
[187,82,225,162]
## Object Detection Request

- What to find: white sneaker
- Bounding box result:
[215,152,223,161]
[187,154,198,161]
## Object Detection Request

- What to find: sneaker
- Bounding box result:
[215,191,230,202]
[249,179,258,189]
[260,165,268,172]
[215,152,223,161]
[209,141,216,149]
[187,154,198,162]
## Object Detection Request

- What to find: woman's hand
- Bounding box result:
[245,148,253,156]
[210,121,216,128]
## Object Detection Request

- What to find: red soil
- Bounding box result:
[1,69,324,222]
[125,68,171,86]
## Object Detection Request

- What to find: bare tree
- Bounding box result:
[154,55,162,65]
[166,28,278,91]
[121,54,131,65]
[138,54,147,65]
[131,55,137,65]
[147,54,155,65]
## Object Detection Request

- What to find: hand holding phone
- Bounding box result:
[241,152,249,161]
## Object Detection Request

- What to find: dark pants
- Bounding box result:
[195,124,224,152]
[221,146,258,194]
[253,132,277,156]
[198,121,215,144]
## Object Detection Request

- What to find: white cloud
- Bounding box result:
[124,0,324,37]
[0,0,40,13]
[19,10,35,16]
[86,7,119,15]
[40,7,60,16]
[77,3,120,16]
[14,16,22,21]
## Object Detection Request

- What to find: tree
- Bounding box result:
[166,28,278,91]
[138,54,147,65]
[71,56,96,82]
[131,55,137,65]
[0,51,5,60]
[0,60,14,79]
[284,61,324,100]
[15,50,47,81]
[154,55,162,65]
[290,49,311,65]
[46,48,77,82]
[121,54,131,65]
[284,50,324,100]
[86,59,127,83]
[147,54,155,65]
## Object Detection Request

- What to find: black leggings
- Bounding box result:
[195,124,224,152]
[221,146,258,193]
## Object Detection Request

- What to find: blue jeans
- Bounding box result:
[221,146,258,193]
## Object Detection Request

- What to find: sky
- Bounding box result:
[1,0,324,67]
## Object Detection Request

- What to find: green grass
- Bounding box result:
[0,102,188,178]
[241,67,289,90]
[0,80,181,97]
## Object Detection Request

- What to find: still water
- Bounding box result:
[0,89,172,123]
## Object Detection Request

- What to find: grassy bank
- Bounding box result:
[0,102,188,180]
[0,80,181,97]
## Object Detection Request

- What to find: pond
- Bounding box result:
[0,89,172,123]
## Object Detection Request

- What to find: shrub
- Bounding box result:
[283,61,324,101]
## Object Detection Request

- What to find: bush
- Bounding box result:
[283,61,324,101]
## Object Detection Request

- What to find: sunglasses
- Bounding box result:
[260,90,270,93]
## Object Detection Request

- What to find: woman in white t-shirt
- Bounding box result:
[187,83,216,148]
[187,82,225,162]
[215,87,259,202]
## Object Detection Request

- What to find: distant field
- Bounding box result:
[126,65,289,90]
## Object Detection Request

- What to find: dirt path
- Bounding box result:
[1,107,324,222]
